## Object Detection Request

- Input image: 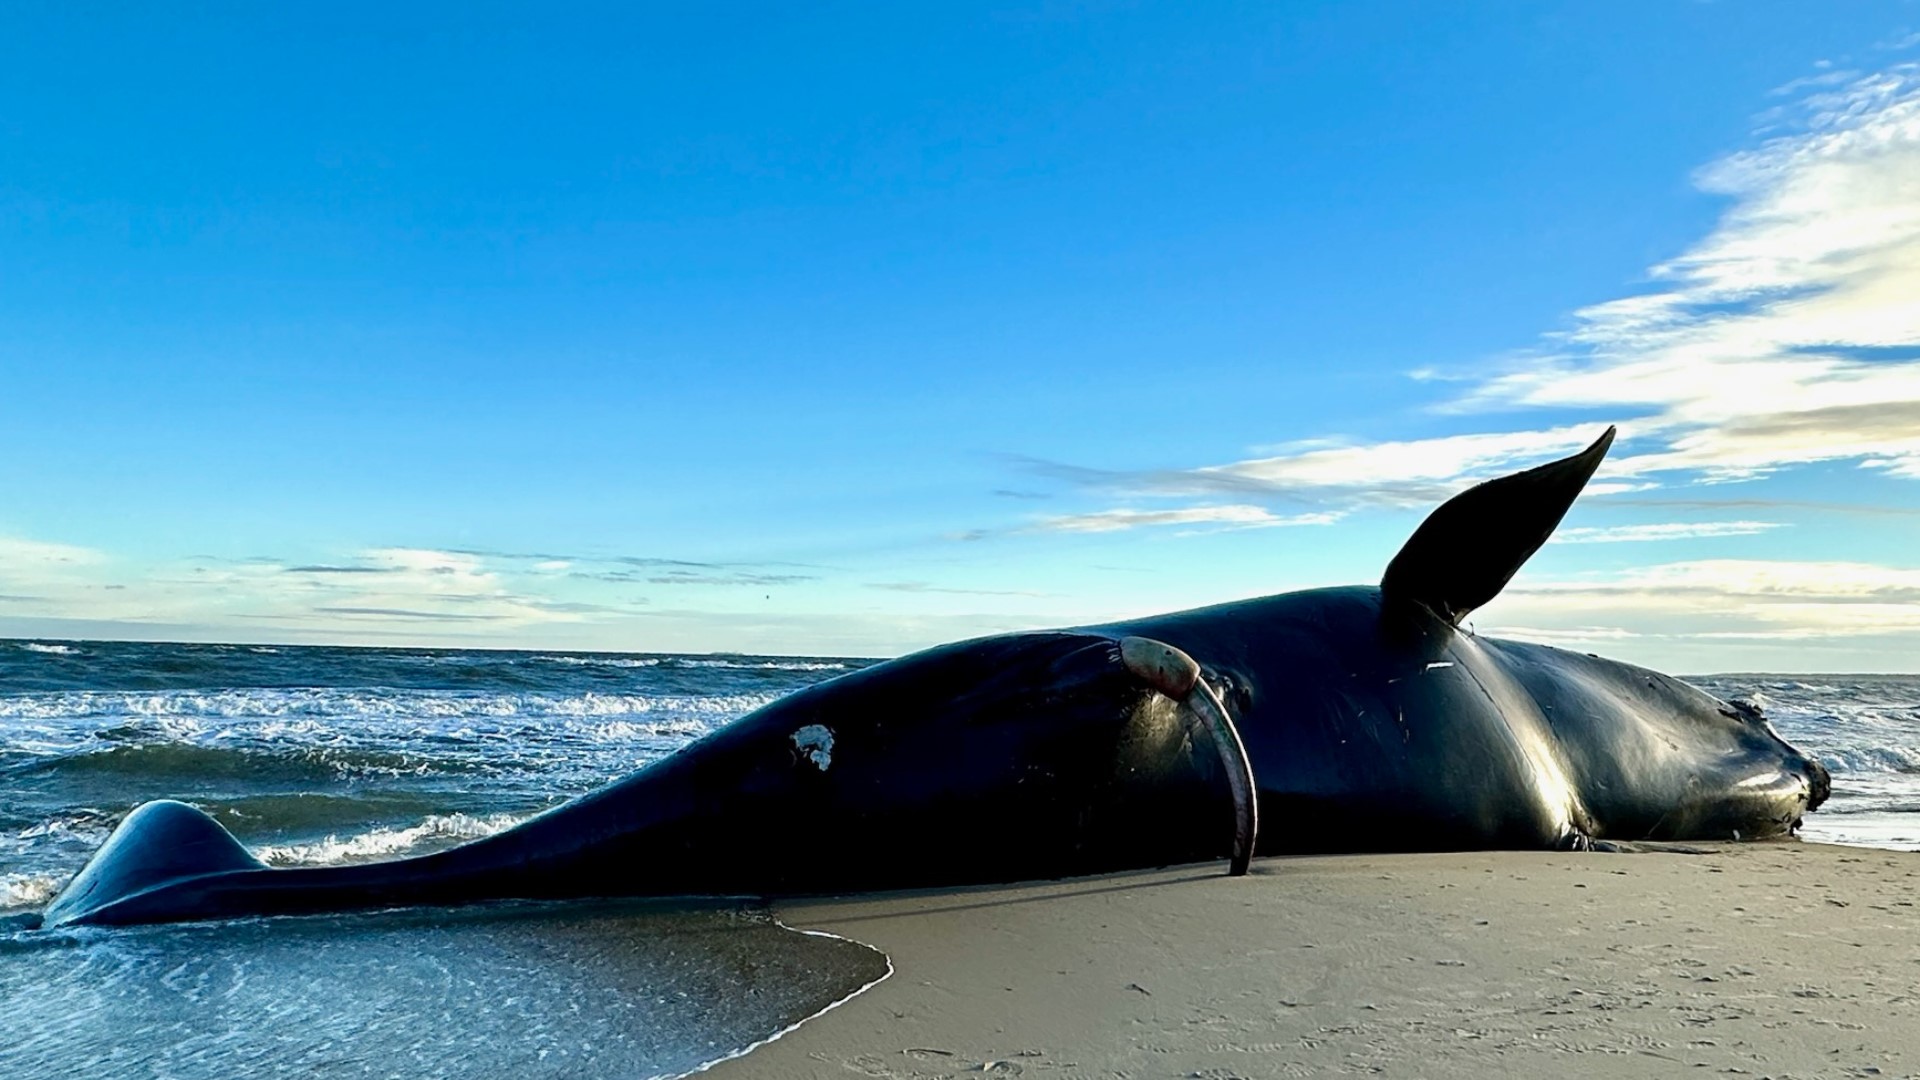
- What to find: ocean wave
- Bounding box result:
[0,815,530,911]
[14,816,112,845]
[0,688,784,725]
[15,742,504,783]
[676,659,849,671]
[15,643,77,656]
[1812,798,1920,816]
[1814,745,1920,775]
[0,815,112,867]
[256,812,526,867]
[0,872,60,911]
[536,655,851,672]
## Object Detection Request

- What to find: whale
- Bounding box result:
[41,427,1829,928]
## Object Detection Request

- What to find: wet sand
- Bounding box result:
[721,843,1920,1079]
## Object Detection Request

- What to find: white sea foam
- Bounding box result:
[535,655,663,668]
[15,817,111,845]
[17,642,77,655]
[256,813,527,867]
[1814,745,1920,775]
[678,659,849,671]
[0,871,61,910]
[0,688,784,724]
[532,654,850,672]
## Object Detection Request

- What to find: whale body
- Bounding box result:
[42,427,1829,927]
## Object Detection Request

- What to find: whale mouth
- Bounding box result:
[1117,636,1258,876]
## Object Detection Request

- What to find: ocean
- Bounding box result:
[1,638,1915,1075]
[0,640,888,1079]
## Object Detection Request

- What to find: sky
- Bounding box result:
[3,3,1920,672]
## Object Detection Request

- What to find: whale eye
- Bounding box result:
[1209,670,1254,713]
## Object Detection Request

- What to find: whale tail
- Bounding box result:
[42,800,267,928]
[1382,426,1616,626]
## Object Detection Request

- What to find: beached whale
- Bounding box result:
[41,427,1829,927]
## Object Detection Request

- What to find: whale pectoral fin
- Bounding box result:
[1381,426,1616,625]
[42,799,266,927]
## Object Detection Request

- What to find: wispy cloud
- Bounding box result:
[1454,64,1920,482]
[865,581,1052,597]
[450,547,822,587]
[1605,496,1920,516]
[1550,521,1785,544]
[645,570,815,587]
[1031,506,1344,534]
[0,541,633,635]
[1495,559,1920,641]
[311,605,510,622]
[1465,556,1920,673]
[0,537,106,568]
[1479,624,1644,645]
[1005,421,1631,510]
[1194,426,1620,504]
[1000,65,1920,514]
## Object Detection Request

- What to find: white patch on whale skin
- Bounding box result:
[1424,661,1455,672]
[792,724,834,771]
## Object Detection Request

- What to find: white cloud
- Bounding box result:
[1031,505,1343,534]
[866,581,1051,597]
[1199,426,1608,498]
[1012,425,1631,511]
[1454,64,1920,482]
[1496,559,1920,640]
[303,548,594,625]
[0,541,606,634]
[1550,521,1785,544]
[0,536,106,568]
[1463,557,1920,672]
[997,61,1920,569]
[1478,624,1643,645]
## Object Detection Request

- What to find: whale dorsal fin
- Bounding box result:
[1381,426,1616,626]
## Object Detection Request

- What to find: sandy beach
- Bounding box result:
[720,843,1920,1079]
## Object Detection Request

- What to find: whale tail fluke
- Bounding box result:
[42,799,266,928]
[1382,426,1616,626]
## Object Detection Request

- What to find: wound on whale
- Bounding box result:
[41,427,1831,928]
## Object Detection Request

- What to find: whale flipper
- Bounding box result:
[43,800,266,928]
[1381,426,1616,625]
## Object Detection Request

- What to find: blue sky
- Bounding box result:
[4,3,1920,671]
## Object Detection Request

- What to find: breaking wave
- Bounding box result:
[257,812,528,867]
[677,659,850,671]
[0,872,60,910]
[0,687,784,724]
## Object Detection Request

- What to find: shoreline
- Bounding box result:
[718,843,1920,1079]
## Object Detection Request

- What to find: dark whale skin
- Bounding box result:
[41,428,1830,928]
